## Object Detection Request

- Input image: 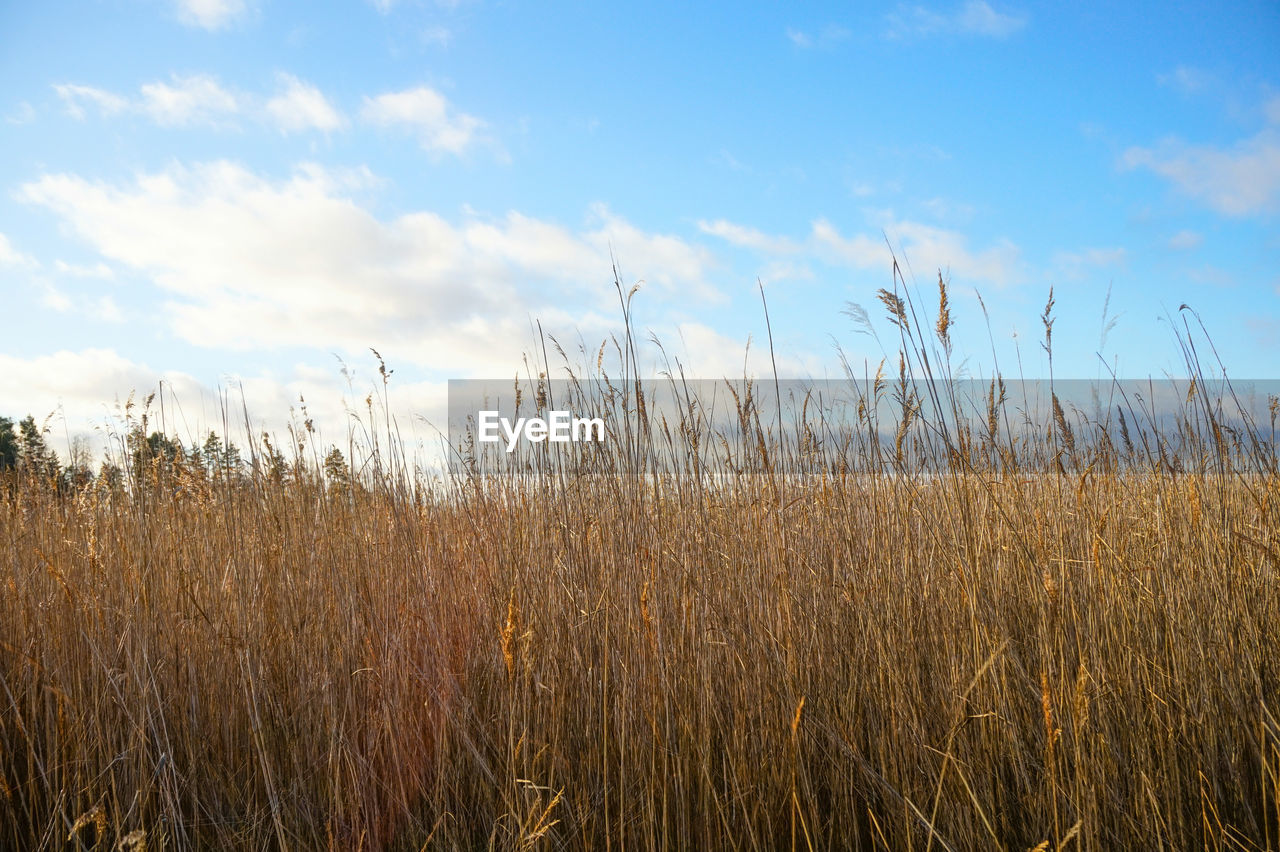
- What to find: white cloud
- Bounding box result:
[92,296,124,323]
[885,0,1026,39]
[786,24,850,49]
[711,149,749,172]
[667,322,822,380]
[1121,129,1280,216]
[172,0,246,30]
[699,215,1020,288]
[18,162,720,375]
[0,233,39,269]
[54,84,129,119]
[40,281,72,312]
[759,260,814,285]
[920,196,976,222]
[53,74,349,135]
[32,266,124,321]
[786,28,812,48]
[140,74,240,127]
[422,26,453,47]
[54,260,116,279]
[587,205,721,300]
[1052,247,1127,280]
[954,0,1025,35]
[810,219,890,267]
[265,73,346,133]
[3,243,123,324]
[361,86,485,155]
[813,218,1021,286]
[7,101,36,125]
[0,349,189,419]
[698,219,802,254]
[1157,65,1212,95]
[1168,230,1203,251]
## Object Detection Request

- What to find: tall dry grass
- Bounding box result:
[2,274,1279,850]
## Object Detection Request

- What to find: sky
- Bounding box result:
[1,0,1279,462]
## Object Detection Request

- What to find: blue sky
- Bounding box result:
[2,0,1278,456]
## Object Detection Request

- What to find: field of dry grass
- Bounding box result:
[3,282,1279,850]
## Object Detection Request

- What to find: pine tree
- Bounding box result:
[0,417,17,471]
[18,416,60,481]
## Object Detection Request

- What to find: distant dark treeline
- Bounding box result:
[0,414,357,496]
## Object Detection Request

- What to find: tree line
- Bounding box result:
[0,415,355,494]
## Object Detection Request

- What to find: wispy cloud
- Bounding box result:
[140,74,240,127]
[54,84,129,119]
[698,215,1021,288]
[759,261,815,285]
[697,220,802,255]
[786,24,851,49]
[1121,129,1280,217]
[92,296,124,323]
[1157,65,1213,95]
[421,26,453,47]
[37,283,125,323]
[265,73,346,133]
[885,0,1026,39]
[56,76,238,126]
[6,101,36,125]
[920,197,976,222]
[711,149,750,172]
[171,0,247,31]
[1168,230,1203,251]
[361,86,488,156]
[54,260,116,279]
[1052,247,1127,280]
[0,233,39,269]
[53,73,349,134]
[52,76,496,155]
[813,218,1022,286]
[38,281,73,313]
